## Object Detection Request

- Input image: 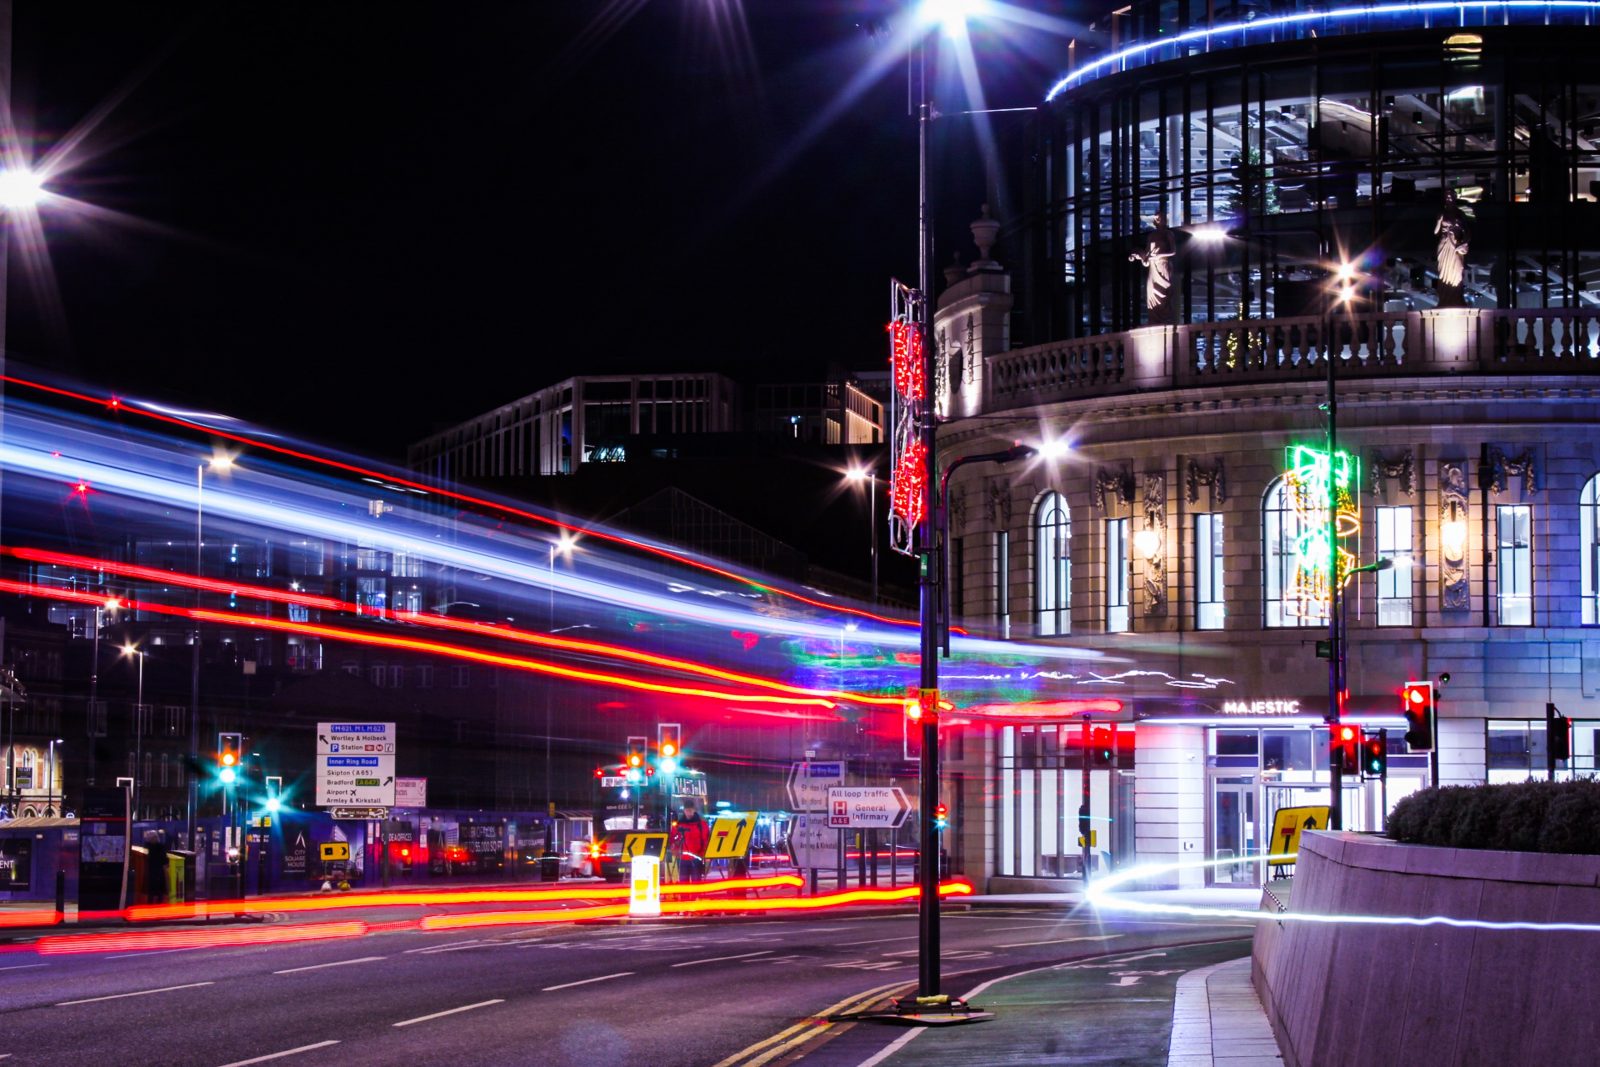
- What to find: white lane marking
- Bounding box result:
[106,947,204,960]
[996,933,1123,949]
[403,938,480,953]
[215,1039,341,1067]
[274,956,386,975]
[542,971,634,992]
[838,935,917,946]
[392,999,505,1028]
[672,951,773,968]
[57,981,214,1006]
[0,963,47,972]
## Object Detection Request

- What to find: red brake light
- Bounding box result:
[589,843,601,859]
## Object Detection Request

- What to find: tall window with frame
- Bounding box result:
[1375,506,1413,625]
[1583,475,1600,625]
[1194,512,1224,630]
[1497,505,1532,625]
[1105,517,1130,632]
[1263,476,1317,628]
[1036,493,1070,636]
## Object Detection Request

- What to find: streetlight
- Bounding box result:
[1322,257,1362,829]
[547,532,578,817]
[120,642,146,818]
[189,453,235,848]
[46,738,63,816]
[845,466,879,603]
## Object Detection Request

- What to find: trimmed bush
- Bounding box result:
[1388,779,1600,854]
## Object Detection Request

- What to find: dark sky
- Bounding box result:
[8,4,1064,461]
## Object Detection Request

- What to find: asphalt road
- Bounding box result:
[0,902,1254,1067]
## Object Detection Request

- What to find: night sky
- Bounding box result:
[7,4,1070,460]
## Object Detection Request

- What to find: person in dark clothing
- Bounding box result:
[672,800,711,882]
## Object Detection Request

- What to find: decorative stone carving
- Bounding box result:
[1440,461,1470,611]
[986,479,1013,528]
[949,485,967,534]
[1371,450,1416,499]
[1487,447,1538,495]
[1092,467,1134,512]
[1186,458,1226,506]
[1142,473,1167,616]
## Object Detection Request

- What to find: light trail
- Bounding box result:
[1087,855,1600,933]
[0,578,841,711]
[2,545,911,709]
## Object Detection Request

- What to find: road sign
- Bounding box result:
[317,722,397,808]
[704,812,757,860]
[621,832,667,861]
[330,807,389,820]
[827,786,911,829]
[786,761,845,812]
[394,777,427,808]
[1267,805,1329,867]
[787,812,838,869]
[319,842,349,862]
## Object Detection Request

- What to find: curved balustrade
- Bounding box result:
[984,308,1600,412]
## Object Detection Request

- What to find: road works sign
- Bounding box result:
[704,812,757,860]
[621,832,668,862]
[826,786,911,829]
[316,722,396,808]
[786,761,845,812]
[1267,805,1329,866]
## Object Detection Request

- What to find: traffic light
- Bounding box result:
[217,731,242,784]
[624,736,646,782]
[658,723,681,760]
[1089,726,1115,768]
[1330,723,1363,774]
[1402,681,1435,750]
[1548,703,1572,762]
[1361,732,1388,779]
[933,803,948,832]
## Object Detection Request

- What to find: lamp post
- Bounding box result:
[189,454,234,848]
[120,643,145,818]
[546,533,577,814]
[845,467,879,603]
[46,738,62,816]
[1324,262,1358,829]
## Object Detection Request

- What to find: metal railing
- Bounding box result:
[985,307,1600,411]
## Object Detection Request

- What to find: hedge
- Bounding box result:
[1387,780,1600,854]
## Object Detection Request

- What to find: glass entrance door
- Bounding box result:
[1211,776,1260,885]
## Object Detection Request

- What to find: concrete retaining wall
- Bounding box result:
[1252,831,1600,1066]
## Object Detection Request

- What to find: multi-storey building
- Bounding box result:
[937,1,1600,890]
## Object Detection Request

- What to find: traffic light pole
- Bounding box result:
[1326,285,1343,832]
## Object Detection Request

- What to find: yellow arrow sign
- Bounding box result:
[319,842,349,862]
[1267,805,1329,866]
[704,812,757,860]
[622,832,667,862]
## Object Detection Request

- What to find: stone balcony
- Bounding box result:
[984,307,1600,415]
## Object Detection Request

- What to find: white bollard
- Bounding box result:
[628,854,661,917]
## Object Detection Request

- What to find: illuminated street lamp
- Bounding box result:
[845,466,879,603]
[190,452,236,847]
[547,532,578,816]
[0,167,42,210]
[119,642,146,817]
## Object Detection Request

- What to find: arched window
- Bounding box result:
[1584,475,1600,625]
[1036,492,1071,635]
[1263,476,1319,628]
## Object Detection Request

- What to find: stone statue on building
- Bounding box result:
[1434,191,1471,308]
[1129,210,1177,325]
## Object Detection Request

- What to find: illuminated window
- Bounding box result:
[1035,493,1071,636]
[1497,505,1532,625]
[1583,476,1600,625]
[1195,513,1224,629]
[1376,506,1413,626]
[1105,518,1130,633]
[1263,476,1317,629]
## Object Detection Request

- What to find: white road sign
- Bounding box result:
[394,776,427,808]
[826,786,911,829]
[317,722,397,807]
[786,761,845,812]
[788,813,840,869]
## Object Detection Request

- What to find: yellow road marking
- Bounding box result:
[711,978,912,1067]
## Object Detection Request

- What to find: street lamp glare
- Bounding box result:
[0,167,43,209]
[554,531,578,555]
[208,453,235,473]
[120,642,138,657]
[1038,438,1071,461]
[917,0,990,35]
[845,466,870,484]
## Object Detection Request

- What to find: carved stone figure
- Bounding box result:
[1434,192,1471,307]
[1129,210,1177,325]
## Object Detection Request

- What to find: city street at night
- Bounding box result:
[0,899,1255,1067]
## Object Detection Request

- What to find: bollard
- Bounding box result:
[55,868,66,923]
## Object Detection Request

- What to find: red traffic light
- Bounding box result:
[1402,681,1435,750]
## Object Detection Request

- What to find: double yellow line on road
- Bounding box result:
[712,978,913,1067]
